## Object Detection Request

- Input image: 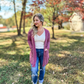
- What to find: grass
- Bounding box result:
[0,28,84,84]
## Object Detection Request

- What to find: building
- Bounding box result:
[69,12,84,31]
[0,24,7,29]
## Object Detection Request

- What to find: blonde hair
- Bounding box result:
[31,13,44,35]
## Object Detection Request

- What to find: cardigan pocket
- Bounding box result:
[44,50,49,65]
[44,50,49,58]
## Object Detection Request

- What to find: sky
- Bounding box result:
[0,0,45,19]
[0,0,32,19]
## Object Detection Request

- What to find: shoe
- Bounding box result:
[32,82,37,84]
[39,83,43,84]
[31,81,34,84]
[32,81,37,84]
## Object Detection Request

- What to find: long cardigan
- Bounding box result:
[28,28,50,67]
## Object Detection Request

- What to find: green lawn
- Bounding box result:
[0,28,84,84]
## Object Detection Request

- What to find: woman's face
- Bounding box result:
[33,16,42,27]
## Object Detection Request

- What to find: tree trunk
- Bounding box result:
[52,22,55,39]
[23,0,27,34]
[18,29,21,35]
[13,0,27,36]
[58,20,63,29]
[19,11,23,35]
[23,17,25,34]
[58,24,61,29]
[13,0,18,33]
[61,20,63,29]
[52,12,55,39]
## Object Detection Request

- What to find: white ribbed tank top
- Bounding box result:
[34,30,45,49]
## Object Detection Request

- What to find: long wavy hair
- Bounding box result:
[31,13,44,35]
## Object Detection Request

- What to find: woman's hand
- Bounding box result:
[45,48,48,51]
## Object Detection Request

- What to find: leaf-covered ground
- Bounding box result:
[0,28,84,84]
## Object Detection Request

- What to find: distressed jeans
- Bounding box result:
[31,49,46,84]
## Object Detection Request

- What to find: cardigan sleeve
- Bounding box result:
[28,30,32,49]
[46,31,50,50]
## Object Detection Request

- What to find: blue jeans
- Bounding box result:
[31,49,46,84]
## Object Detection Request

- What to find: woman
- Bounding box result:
[28,13,50,84]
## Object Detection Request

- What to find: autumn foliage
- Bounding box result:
[65,0,84,20]
[46,0,61,4]
[32,0,45,5]
[22,0,45,18]
[22,13,33,19]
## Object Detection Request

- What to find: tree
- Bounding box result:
[41,7,53,26]
[13,0,27,35]
[45,0,65,39]
[13,0,19,35]
[22,0,27,34]
[1,0,45,35]
[22,0,45,26]
[65,0,84,18]
[0,2,1,11]
[28,0,45,14]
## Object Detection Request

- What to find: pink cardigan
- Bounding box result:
[28,28,50,67]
